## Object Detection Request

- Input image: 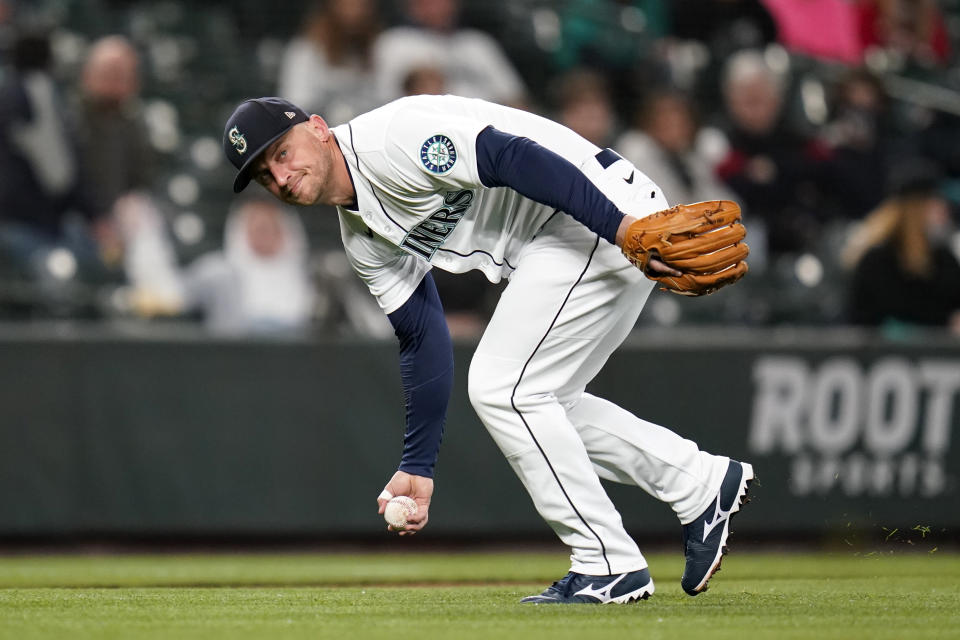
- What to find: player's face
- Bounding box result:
[252,119,333,206]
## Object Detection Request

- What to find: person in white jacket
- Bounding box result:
[372,0,526,106]
[616,90,738,207]
[182,197,315,335]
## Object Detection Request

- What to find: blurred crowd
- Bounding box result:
[0,0,959,338]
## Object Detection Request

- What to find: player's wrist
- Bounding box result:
[615,215,638,248]
[398,463,435,479]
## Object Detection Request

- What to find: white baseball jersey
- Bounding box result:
[331,95,656,314]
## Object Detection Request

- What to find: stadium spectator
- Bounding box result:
[277,0,383,125]
[819,68,896,218]
[0,30,106,284]
[401,66,445,97]
[843,167,960,332]
[617,90,737,206]
[75,37,152,214]
[73,36,156,271]
[113,192,185,318]
[180,197,315,336]
[553,68,617,148]
[373,0,527,106]
[856,0,951,67]
[763,0,951,67]
[551,0,670,114]
[669,0,777,104]
[710,49,829,255]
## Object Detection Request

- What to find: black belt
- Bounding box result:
[595,148,622,169]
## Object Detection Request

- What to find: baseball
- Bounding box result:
[384,496,418,529]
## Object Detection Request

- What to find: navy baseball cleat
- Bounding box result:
[520,568,655,604]
[681,459,754,596]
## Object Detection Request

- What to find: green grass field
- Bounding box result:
[1,549,957,640]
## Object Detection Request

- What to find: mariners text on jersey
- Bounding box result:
[400,189,474,260]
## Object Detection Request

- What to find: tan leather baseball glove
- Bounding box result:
[621,200,749,296]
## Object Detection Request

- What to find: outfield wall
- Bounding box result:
[0,325,956,539]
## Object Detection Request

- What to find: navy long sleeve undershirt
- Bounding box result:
[387,126,627,477]
[387,272,453,478]
[475,125,625,244]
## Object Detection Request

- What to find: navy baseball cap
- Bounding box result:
[223,97,309,193]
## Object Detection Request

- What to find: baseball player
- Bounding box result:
[223,95,753,603]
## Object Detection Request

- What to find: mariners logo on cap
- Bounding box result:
[420,135,457,173]
[228,126,248,155]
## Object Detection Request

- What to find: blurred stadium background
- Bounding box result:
[0,0,958,549]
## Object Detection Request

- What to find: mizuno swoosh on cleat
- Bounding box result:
[521,568,655,604]
[681,460,754,596]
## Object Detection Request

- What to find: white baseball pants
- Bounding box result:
[467,161,730,576]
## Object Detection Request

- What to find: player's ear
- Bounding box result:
[306,114,330,140]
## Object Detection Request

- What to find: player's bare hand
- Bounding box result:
[376,470,433,536]
[645,257,682,277]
